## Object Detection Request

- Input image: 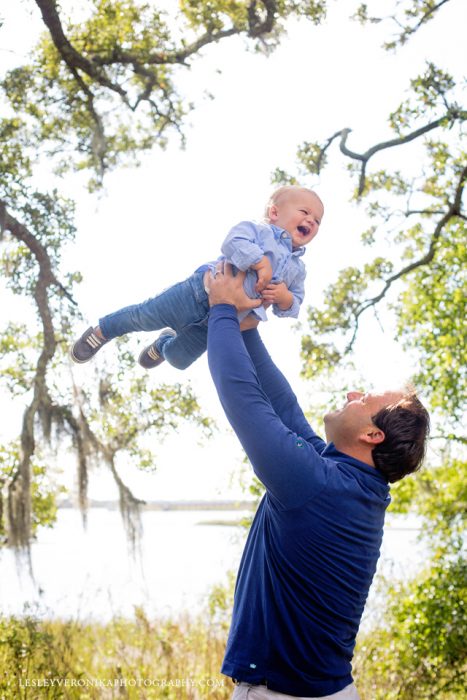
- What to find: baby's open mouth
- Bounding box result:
[297,226,310,236]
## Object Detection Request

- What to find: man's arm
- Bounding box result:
[241,328,327,454]
[207,266,328,507]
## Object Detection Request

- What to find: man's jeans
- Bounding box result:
[232,682,361,700]
[99,271,209,370]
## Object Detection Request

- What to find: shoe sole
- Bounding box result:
[138,329,176,369]
[70,347,93,364]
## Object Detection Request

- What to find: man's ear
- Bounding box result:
[359,426,385,446]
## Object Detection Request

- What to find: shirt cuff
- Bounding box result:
[209,303,238,321]
[272,297,300,318]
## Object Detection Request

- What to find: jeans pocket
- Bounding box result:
[186,273,209,326]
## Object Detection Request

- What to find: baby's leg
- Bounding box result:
[158,323,208,370]
[100,274,208,340]
[71,272,209,365]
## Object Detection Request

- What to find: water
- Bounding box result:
[0,508,425,621]
[0,508,247,621]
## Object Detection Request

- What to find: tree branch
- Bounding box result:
[33,0,278,105]
[0,201,80,549]
[311,102,466,197]
[247,0,277,37]
[69,385,146,552]
[337,115,457,196]
[429,434,467,444]
[358,0,453,47]
[0,201,78,306]
[31,0,281,173]
[404,208,445,217]
[315,129,345,172]
[345,163,467,352]
[398,0,451,42]
[88,0,278,68]
[34,0,127,98]
[0,203,74,548]
[91,27,240,69]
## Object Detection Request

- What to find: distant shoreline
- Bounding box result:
[58,499,256,511]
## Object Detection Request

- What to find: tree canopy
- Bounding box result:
[2,0,329,550]
[273,1,465,427]
[0,1,465,695]
[272,2,466,694]
[4,0,326,188]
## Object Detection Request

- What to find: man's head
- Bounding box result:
[265,186,324,249]
[323,388,430,482]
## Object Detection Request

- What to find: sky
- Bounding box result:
[0,0,465,501]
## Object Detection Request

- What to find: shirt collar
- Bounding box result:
[270,224,307,257]
[322,442,389,484]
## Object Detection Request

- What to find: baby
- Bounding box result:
[71,185,323,370]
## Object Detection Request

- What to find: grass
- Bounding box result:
[0,609,232,699]
[2,559,463,700]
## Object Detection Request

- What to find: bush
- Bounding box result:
[354,554,467,700]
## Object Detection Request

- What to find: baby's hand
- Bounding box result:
[251,255,273,293]
[261,282,293,311]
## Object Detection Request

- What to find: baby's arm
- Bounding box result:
[261,282,293,311]
[221,221,265,270]
[250,256,273,293]
[268,269,306,319]
[221,221,272,292]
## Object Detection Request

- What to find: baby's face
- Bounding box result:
[268,190,323,248]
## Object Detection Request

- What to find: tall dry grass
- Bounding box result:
[1,603,233,699]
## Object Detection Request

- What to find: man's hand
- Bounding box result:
[251,255,273,293]
[208,262,263,312]
[261,282,293,311]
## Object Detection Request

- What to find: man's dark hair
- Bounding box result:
[371,391,430,483]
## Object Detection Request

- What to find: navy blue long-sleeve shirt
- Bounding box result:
[207,304,391,697]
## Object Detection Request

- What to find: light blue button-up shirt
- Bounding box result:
[216,220,307,322]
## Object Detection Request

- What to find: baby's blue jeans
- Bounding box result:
[99,270,209,370]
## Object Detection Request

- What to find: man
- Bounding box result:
[206,264,430,700]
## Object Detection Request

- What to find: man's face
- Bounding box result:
[323,390,404,446]
[268,190,323,248]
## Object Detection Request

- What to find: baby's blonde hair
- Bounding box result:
[264,185,323,218]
